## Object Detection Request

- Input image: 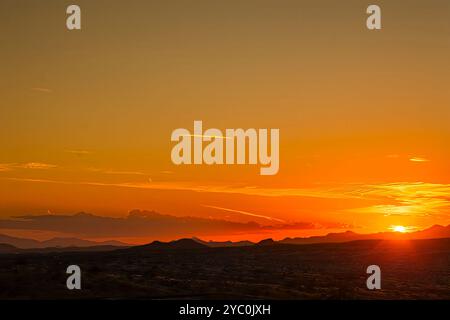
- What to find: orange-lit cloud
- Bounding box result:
[0,210,334,240]
[3,177,450,221]
[0,163,57,171]
[409,157,430,163]
[345,182,450,219]
[0,164,12,172]
[20,163,57,170]
[31,87,52,93]
[65,150,92,156]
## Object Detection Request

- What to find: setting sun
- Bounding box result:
[392,225,407,233]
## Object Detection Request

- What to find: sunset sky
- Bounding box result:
[0,0,449,243]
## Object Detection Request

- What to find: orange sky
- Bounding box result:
[0,0,449,242]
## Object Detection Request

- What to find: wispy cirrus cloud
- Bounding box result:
[0,164,12,172]
[0,210,333,238]
[19,162,57,169]
[31,87,52,93]
[0,162,57,171]
[409,157,430,163]
[104,170,146,176]
[86,167,146,176]
[65,149,92,156]
[345,182,450,218]
[386,154,400,159]
[0,162,148,176]
[202,205,286,223]
[2,175,450,221]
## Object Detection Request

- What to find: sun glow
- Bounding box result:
[391,225,407,233]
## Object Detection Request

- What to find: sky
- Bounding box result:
[0,0,449,243]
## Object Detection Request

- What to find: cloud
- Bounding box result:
[103,170,146,176]
[345,182,450,218]
[2,175,449,221]
[0,211,329,238]
[19,162,57,169]
[0,177,341,198]
[202,205,286,223]
[31,87,52,93]
[0,163,147,176]
[160,171,175,175]
[86,167,146,176]
[409,157,430,163]
[1,177,363,201]
[0,164,13,172]
[65,150,91,156]
[3,176,450,208]
[0,162,57,171]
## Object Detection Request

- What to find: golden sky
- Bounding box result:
[0,0,449,242]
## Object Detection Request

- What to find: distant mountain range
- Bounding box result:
[279,224,450,245]
[0,244,130,254]
[0,233,129,249]
[0,243,19,254]
[123,224,450,251]
[131,238,209,250]
[1,224,449,254]
[194,224,450,247]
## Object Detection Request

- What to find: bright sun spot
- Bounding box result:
[392,225,407,233]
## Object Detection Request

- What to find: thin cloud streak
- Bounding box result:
[345,182,450,218]
[0,177,361,199]
[86,167,146,176]
[0,211,331,238]
[0,163,57,171]
[2,177,450,220]
[0,164,12,172]
[65,150,92,156]
[20,163,57,169]
[31,87,52,93]
[409,157,430,162]
[202,205,286,223]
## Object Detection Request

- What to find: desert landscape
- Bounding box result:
[1,233,449,300]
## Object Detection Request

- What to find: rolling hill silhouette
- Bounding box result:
[1,237,449,299]
[1,224,449,252]
[0,243,19,254]
[0,233,129,249]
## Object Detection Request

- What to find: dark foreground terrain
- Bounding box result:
[0,238,449,299]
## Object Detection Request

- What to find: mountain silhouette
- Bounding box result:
[41,237,127,248]
[1,224,449,252]
[132,238,209,250]
[0,243,19,254]
[280,224,450,244]
[413,224,450,239]
[0,234,41,248]
[256,238,277,246]
[192,237,254,247]
[0,234,129,249]
[0,243,126,254]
